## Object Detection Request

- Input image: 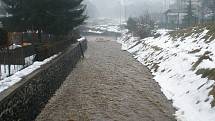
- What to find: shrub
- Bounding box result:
[126,13,155,39]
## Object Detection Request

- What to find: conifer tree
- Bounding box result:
[1,0,86,37]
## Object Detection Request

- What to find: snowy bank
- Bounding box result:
[118,28,215,121]
[0,54,60,93]
[86,20,121,34]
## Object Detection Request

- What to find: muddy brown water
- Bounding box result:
[35,36,176,121]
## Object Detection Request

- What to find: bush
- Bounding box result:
[126,13,155,39]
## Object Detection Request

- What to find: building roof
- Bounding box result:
[164,9,187,15]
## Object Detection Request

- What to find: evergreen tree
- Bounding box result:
[126,17,137,32]
[1,0,86,37]
[0,28,8,47]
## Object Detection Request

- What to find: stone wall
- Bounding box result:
[0,39,87,121]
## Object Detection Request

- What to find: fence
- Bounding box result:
[0,45,35,79]
[0,31,79,80]
[0,39,87,121]
[34,39,73,61]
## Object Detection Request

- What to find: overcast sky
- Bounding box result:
[85,0,174,18]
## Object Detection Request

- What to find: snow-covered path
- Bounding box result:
[36,36,176,121]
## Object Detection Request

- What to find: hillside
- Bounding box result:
[118,24,215,121]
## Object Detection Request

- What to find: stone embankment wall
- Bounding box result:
[0,39,87,121]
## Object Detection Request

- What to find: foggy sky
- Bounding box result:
[85,0,174,18]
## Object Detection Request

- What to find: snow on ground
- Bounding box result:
[0,55,36,79]
[87,24,121,34]
[77,37,86,42]
[118,29,215,121]
[0,53,60,93]
[8,44,22,50]
[88,30,103,34]
[86,18,122,34]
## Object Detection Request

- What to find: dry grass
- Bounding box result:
[168,24,215,107]
[192,51,212,70]
[151,63,160,72]
[196,68,215,107]
[209,88,215,107]
[151,45,162,51]
[170,27,204,41]
[170,23,215,43]
[188,49,201,54]
[196,68,215,80]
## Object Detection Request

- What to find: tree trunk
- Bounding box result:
[38,30,42,43]
[212,0,215,22]
[213,9,215,22]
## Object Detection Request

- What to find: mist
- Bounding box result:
[84,0,174,19]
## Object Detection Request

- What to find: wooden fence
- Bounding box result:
[0,45,35,79]
[0,31,78,80]
[0,45,34,65]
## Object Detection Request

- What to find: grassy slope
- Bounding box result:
[170,24,215,107]
[170,23,215,42]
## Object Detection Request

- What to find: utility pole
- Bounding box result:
[119,1,121,25]
[164,0,167,10]
[164,0,168,28]
[119,0,122,32]
[177,0,182,29]
[124,0,127,22]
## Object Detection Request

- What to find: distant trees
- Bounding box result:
[204,0,215,21]
[1,0,87,41]
[182,0,197,26]
[199,0,215,23]
[126,12,155,39]
[192,0,215,24]
[168,0,214,28]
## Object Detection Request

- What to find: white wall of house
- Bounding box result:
[166,12,186,25]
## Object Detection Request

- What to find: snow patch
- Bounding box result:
[88,30,103,34]
[0,54,60,93]
[77,37,86,42]
[118,29,215,121]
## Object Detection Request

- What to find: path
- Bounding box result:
[36,36,176,121]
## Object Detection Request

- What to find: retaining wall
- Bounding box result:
[0,39,87,121]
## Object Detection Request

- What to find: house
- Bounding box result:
[164,0,202,28]
[164,9,187,28]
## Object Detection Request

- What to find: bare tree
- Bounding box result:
[202,0,215,22]
[126,12,155,39]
